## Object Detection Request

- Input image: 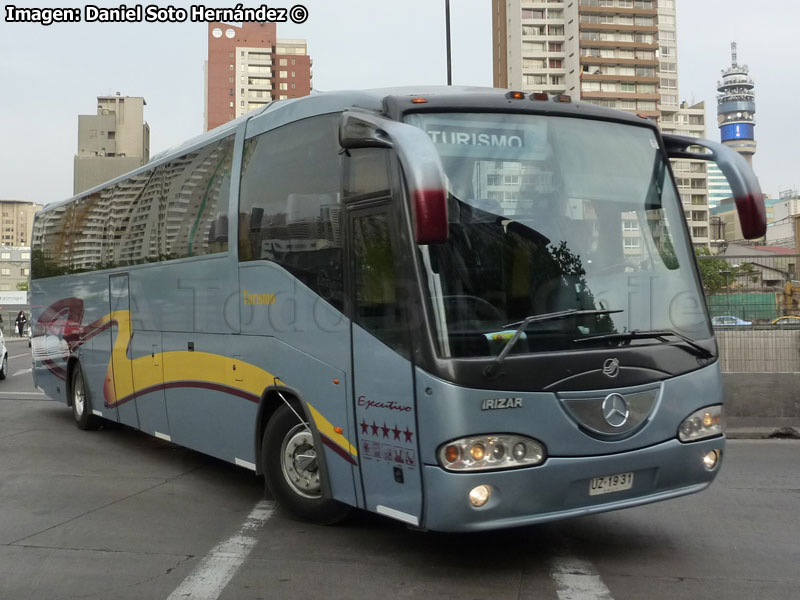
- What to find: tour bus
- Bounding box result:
[30,87,765,532]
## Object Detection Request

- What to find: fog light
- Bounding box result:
[469,485,491,507]
[703,449,720,470]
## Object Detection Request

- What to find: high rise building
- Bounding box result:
[0,200,42,247]
[493,0,669,118]
[661,101,710,247]
[73,95,150,195]
[204,22,312,131]
[492,0,709,247]
[717,42,756,165]
[707,162,733,210]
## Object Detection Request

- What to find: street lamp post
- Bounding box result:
[445,0,452,85]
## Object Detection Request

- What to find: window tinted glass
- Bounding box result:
[343,149,390,198]
[239,113,343,309]
[31,135,234,278]
[352,212,409,356]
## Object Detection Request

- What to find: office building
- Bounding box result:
[74,95,150,195]
[204,21,312,131]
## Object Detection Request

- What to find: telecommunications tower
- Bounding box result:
[717,42,756,165]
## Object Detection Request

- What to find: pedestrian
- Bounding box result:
[15,310,27,337]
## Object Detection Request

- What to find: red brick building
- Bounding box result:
[205,22,312,131]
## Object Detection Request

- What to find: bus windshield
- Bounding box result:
[405,112,710,359]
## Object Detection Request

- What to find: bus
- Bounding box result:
[30,87,765,532]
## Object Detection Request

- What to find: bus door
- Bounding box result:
[347,201,423,526]
[109,274,139,428]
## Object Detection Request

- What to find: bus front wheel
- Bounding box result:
[71,365,101,430]
[263,403,350,524]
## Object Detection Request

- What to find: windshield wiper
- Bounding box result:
[574,329,713,359]
[483,309,624,378]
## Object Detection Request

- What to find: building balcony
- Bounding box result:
[578,23,658,33]
[581,91,660,101]
[578,5,657,16]
[579,56,659,66]
[578,39,658,50]
[581,73,659,84]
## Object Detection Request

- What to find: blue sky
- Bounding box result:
[0,0,795,205]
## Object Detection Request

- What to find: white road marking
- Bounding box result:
[0,391,46,398]
[167,500,274,600]
[9,353,31,359]
[550,554,615,600]
[12,368,32,377]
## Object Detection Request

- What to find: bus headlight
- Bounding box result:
[438,435,546,471]
[679,405,724,442]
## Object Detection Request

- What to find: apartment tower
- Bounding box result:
[73,95,150,195]
[492,0,710,247]
[204,22,312,131]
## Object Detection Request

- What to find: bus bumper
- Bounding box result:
[421,436,724,532]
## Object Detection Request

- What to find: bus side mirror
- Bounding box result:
[662,134,766,239]
[340,111,449,244]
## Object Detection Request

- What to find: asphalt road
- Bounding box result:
[1,338,798,600]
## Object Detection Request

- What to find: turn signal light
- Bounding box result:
[438,435,546,471]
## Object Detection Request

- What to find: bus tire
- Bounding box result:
[0,354,7,380]
[71,364,101,431]
[263,403,350,524]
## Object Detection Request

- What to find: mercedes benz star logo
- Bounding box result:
[602,393,630,428]
[602,357,620,378]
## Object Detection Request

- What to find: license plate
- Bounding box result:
[589,472,634,496]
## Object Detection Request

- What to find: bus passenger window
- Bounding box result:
[239,114,344,310]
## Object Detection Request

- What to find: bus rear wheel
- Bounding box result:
[71,365,101,430]
[263,403,350,524]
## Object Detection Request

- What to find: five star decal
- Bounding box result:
[360,419,414,444]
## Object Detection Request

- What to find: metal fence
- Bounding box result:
[696,253,800,372]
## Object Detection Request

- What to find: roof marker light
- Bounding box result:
[411,97,428,104]
[506,91,526,100]
[555,95,572,103]
[531,92,549,101]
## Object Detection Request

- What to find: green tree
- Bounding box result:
[694,247,757,293]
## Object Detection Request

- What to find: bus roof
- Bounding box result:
[40,86,653,214]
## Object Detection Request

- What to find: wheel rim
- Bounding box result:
[280,423,321,499]
[73,374,85,418]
